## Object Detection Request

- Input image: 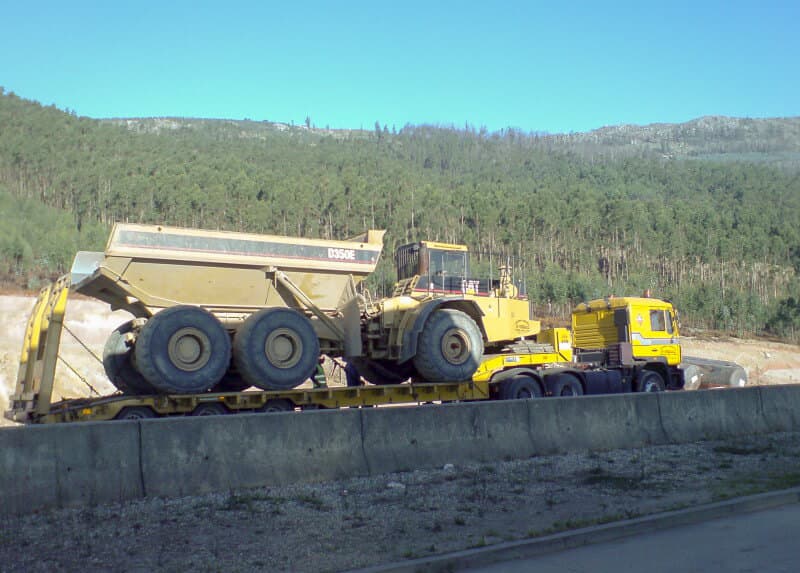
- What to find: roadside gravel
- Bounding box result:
[2,431,800,572]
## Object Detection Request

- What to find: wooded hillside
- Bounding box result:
[1,89,799,338]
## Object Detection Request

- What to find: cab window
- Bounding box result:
[649,310,665,332]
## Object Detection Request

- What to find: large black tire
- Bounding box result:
[233,308,319,390]
[135,306,231,394]
[636,370,666,393]
[412,309,483,382]
[102,321,155,395]
[349,357,415,385]
[501,374,544,400]
[552,374,584,397]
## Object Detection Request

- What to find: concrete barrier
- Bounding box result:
[758,385,800,433]
[360,400,534,474]
[3,385,800,517]
[657,387,769,442]
[140,409,368,497]
[527,393,668,454]
[0,421,142,515]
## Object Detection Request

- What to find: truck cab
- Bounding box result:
[572,296,681,366]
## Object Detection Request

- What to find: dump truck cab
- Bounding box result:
[392,240,539,343]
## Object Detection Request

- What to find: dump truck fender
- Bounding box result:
[397,298,484,364]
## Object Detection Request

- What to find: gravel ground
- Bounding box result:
[2,431,800,572]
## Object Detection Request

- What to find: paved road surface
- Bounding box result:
[474,503,800,573]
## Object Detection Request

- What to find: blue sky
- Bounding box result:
[1,1,798,134]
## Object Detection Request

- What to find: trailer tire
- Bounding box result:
[413,309,483,382]
[234,308,319,390]
[552,374,584,397]
[191,403,229,416]
[636,370,666,393]
[258,399,295,412]
[501,374,543,400]
[135,306,231,394]
[349,357,414,385]
[103,321,155,395]
[115,406,157,420]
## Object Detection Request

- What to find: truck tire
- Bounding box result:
[115,406,157,420]
[234,308,319,390]
[103,321,156,395]
[501,374,543,400]
[258,398,295,412]
[552,374,584,397]
[413,309,483,383]
[191,403,229,416]
[349,357,415,385]
[135,306,231,394]
[636,370,666,392]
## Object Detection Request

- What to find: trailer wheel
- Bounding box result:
[636,370,666,393]
[349,357,415,385]
[115,406,157,420]
[552,374,584,397]
[103,321,155,395]
[191,403,229,416]
[135,306,231,394]
[258,399,295,412]
[501,374,543,400]
[413,309,483,382]
[234,308,319,390]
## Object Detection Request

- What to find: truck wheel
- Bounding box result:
[258,399,295,412]
[135,306,231,394]
[191,403,229,416]
[552,374,584,397]
[349,357,415,385]
[636,370,666,392]
[413,309,483,382]
[103,321,155,395]
[234,308,319,390]
[115,406,157,420]
[501,374,543,400]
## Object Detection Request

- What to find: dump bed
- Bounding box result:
[71,223,385,318]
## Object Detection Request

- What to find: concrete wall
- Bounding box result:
[3,385,800,516]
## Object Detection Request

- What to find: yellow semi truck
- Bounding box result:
[7,273,695,424]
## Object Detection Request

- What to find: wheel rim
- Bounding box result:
[644,379,661,392]
[439,327,472,366]
[167,327,212,372]
[264,327,302,369]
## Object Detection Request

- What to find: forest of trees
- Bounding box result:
[1,89,799,339]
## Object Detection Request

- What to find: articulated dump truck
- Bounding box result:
[8,223,538,423]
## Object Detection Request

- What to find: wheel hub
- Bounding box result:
[264,327,302,369]
[167,327,212,372]
[440,327,471,366]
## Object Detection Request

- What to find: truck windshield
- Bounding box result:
[428,249,468,278]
